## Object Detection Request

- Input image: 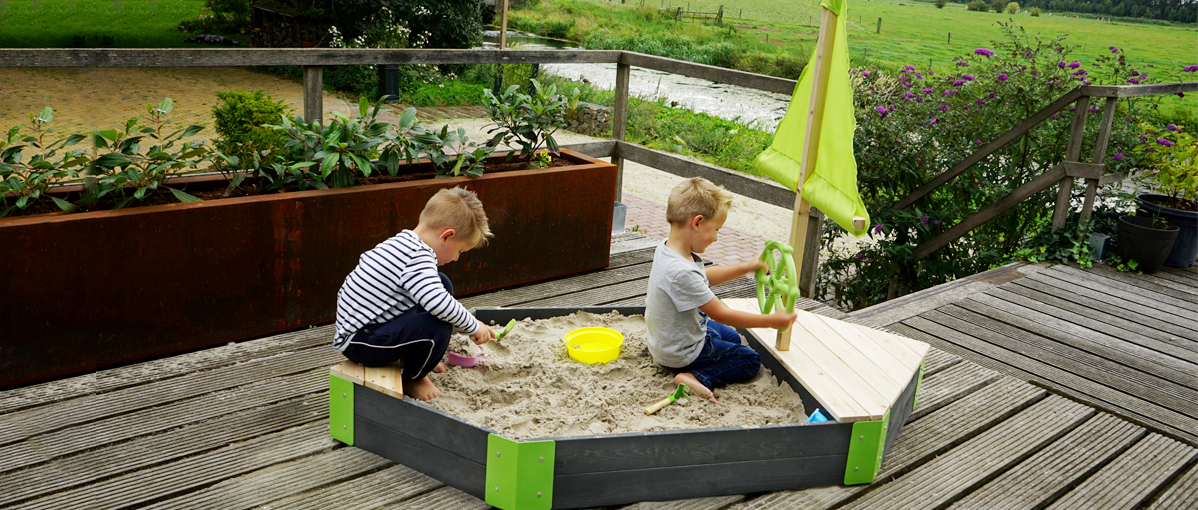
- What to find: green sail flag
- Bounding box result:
[753,0,870,237]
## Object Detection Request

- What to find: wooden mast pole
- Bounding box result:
[778,5,838,351]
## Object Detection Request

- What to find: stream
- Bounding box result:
[482,30,793,131]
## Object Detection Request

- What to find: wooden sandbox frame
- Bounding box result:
[328,306,925,510]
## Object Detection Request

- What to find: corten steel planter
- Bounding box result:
[330,307,923,510]
[0,149,616,388]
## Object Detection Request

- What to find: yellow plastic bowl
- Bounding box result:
[564,327,624,364]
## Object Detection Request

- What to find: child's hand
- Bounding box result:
[471,318,496,345]
[770,310,798,330]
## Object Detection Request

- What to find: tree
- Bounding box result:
[936,0,950,8]
[1006,1,1021,12]
[992,0,1008,11]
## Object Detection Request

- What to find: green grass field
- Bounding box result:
[0,0,247,48]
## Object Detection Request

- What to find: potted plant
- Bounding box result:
[1132,123,1197,268]
[1115,214,1179,274]
[0,95,616,388]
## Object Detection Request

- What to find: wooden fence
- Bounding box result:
[0,48,1192,288]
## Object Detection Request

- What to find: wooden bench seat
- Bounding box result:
[331,361,404,399]
[725,298,929,423]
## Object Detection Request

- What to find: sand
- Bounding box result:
[426,311,806,440]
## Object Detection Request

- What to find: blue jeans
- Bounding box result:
[342,273,454,381]
[669,321,761,390]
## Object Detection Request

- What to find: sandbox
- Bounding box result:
[328,306,926,510]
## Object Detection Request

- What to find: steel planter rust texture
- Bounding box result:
[0,150,616,388]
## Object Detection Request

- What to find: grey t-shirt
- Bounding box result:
[645,241,716,368]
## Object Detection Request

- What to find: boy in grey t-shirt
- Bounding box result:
[645,178,797,403]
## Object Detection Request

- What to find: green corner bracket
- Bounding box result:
[329,374,354,445]
[485,434,555,510]
[913,359,925,411]
[843,408,890,485]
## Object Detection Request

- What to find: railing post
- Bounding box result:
[1080,96,1118,223]
[1052,94,1090,230]
[612,61,631,202]
[798,208,824,298]
[303,66,323,125]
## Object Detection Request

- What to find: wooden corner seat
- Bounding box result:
[331,361,404,399]
[724,298,929,423]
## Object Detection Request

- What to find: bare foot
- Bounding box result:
[403,376,442,400]
[674,373,718,404]
[432,361,448,374]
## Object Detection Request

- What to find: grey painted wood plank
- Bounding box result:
[0,325,330,415]
[725,376,1047,510]
[936,303,1198,413]
[895,316,1198,444]
[967,291,1198,371]
[616,495,745,510]
[1137,268,1198,292]
[841,396,1095,510]
[4,423,334,510]
[1027,271,1198,336]
[1053,264,1198,304]
[910,361,1000,421]
[922,348,963,377]
[0,346,338,446]
[379,486,489,510]
[1159,265,1198,282]
[846,262,1038,329]
[1148,462,1198,510]
[246,464,441,510]
[138,448,390,510]
[1047,434,1198,510]
[355,417,487,500]
[0,367,329,472]
[950,413,1145,510]
[0,396,325,506]
[1005,278,1194,348]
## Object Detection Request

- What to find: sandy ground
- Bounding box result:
[426,311,807,440]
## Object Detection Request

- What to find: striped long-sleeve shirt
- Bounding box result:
[333,230,478,351]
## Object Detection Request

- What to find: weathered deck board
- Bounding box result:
[949,413,1145,510]
[0,367,329,472]
[910,361,999,421]
[616,495,746,510]
[0,397,325,507]
[840,396,1094,510]
[381,486,489,510]
[921,347,962,377]
[1045,434,1198,510]
[137,447,391,510]
[251,464,440,510]
[936,303,1198,413]
[1051,264,1198,305]
[1004,278,1193,347]
[0,326,329,415]
[4,423,335,510]
[0,346,337,446]
[1148,462,1198,510]
[1024,271,1198,336]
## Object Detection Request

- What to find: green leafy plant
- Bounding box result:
[88,99,208,209]
[0,108,89,216]
[1132,122,1196,209]
[211,90,292,172]
[411,125,494,177]
[268,96,392,189]
[482,78,582,166]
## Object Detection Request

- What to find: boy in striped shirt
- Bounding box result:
[334,187,496,400]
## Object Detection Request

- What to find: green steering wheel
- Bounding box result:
[755,240,799,315]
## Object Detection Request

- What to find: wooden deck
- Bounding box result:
[1,235,1195,510]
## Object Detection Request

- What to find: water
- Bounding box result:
[481,30,793,131]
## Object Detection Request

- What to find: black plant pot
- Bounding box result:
[1137,194,1198,268]
[1117,215,1179,274]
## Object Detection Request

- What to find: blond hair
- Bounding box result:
[666,177,733,225]
[419,187,493,246]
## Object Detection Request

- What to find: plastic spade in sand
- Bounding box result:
[494,319,517,340]
[446,320,516,368]
[644,384,691,415]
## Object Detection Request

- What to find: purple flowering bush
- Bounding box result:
[818,22,1183,310]
[1132,122,1196,209]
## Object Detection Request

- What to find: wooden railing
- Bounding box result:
[892,81,1197,261]
[1,48,1191,285]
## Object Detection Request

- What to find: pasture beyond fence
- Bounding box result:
[0,48,1193,293]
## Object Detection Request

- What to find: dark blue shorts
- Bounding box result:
[341,272,456,381]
